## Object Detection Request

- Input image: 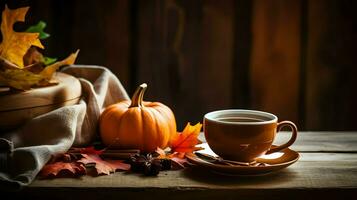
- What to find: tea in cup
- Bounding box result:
[203,109,297,162]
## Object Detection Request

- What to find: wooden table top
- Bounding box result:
[11,132,357,199]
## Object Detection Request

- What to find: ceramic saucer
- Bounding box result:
[186,144,299,176]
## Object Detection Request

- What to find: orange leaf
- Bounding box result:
[78,154,130,175]
[0,6,43,68]
[39,162,86,178]
[155,148,189,169]
[170,122,204,153]
[155,147,169,159]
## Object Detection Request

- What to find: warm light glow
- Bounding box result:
[197,143,218,157]
[197,143,284,159]
[260,152,284,159]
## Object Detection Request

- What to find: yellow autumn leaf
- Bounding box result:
[0,50,79,90]
[0,5,44,68]
[40,50,79,79]
[0,68,43,90]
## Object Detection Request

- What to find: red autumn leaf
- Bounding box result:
[79,146,105,155]
[78,154,130,175]
[39,162,86,178]
[171,156,189,169]
[170,122,204,153]
[49,153,73,163]
[155,148,189,169]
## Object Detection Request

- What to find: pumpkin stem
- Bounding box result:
[130,83,147,107]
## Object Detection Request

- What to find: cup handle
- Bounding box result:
[266,121,298,154]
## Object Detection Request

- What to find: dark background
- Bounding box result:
[1,0,357,131]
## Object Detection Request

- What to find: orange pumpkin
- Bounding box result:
[99,83,177,152]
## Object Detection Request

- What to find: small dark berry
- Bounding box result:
[143,161,161,176]
[160,159,172,170]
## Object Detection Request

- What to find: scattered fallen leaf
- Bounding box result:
[170,122,204,153]
[155,147,168,159]
[49,153,74,163]
[0,5,79,90]
[155,148,189,169]
[154,123,204,170]
[0,50,78,90]
[40,50,79,79]
[23,46,45,67]
[170,155,189,169]
[79,154,130,175]
[0,67,44,90]
[0,5,43,68]
[39,162,86,178]
[39,147,130,179]
[40,122,203,179]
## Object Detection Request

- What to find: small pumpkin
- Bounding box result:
[99,83,176,152]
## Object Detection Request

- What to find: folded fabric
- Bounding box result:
[0,65,129,190]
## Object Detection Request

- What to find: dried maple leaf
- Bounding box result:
[39,50,79,79]
[78,154,130,175]
[0,67,44,90]
[0,5,79,90]
[39,162,86,178]
[154,123,204,170]
[170,155,189,169]
[0,50,78,90]
[23,46,45,67]
[0,6,43,68]
[155,147,168,159]
[155,147,189,169]
[170,122,204,153]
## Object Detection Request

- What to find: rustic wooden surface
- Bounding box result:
[3,132,356,200]
[0,73,81,130]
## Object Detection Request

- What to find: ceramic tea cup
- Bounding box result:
[203,109,297,162]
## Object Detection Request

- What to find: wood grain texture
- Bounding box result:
[28,153,357,189]
[71,0,130,89]
[0,73,81,110]
[232,0,253,108]
[274,131,357,152]
[0,97,80,130]
[9,188,357,200]
[198,131,357,152]
[0,73,81,130]
[102,0,131,89]
[197,0,234,113]
[1,1,357,131]
[23,151,357,200]
[250,0,301,123]
[136,0,235,129]
[305,0,357,130]
[2,132,356,199]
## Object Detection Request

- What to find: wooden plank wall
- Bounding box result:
[1,0,356,131]
[305,0,357,130]
[250,0,301,124]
